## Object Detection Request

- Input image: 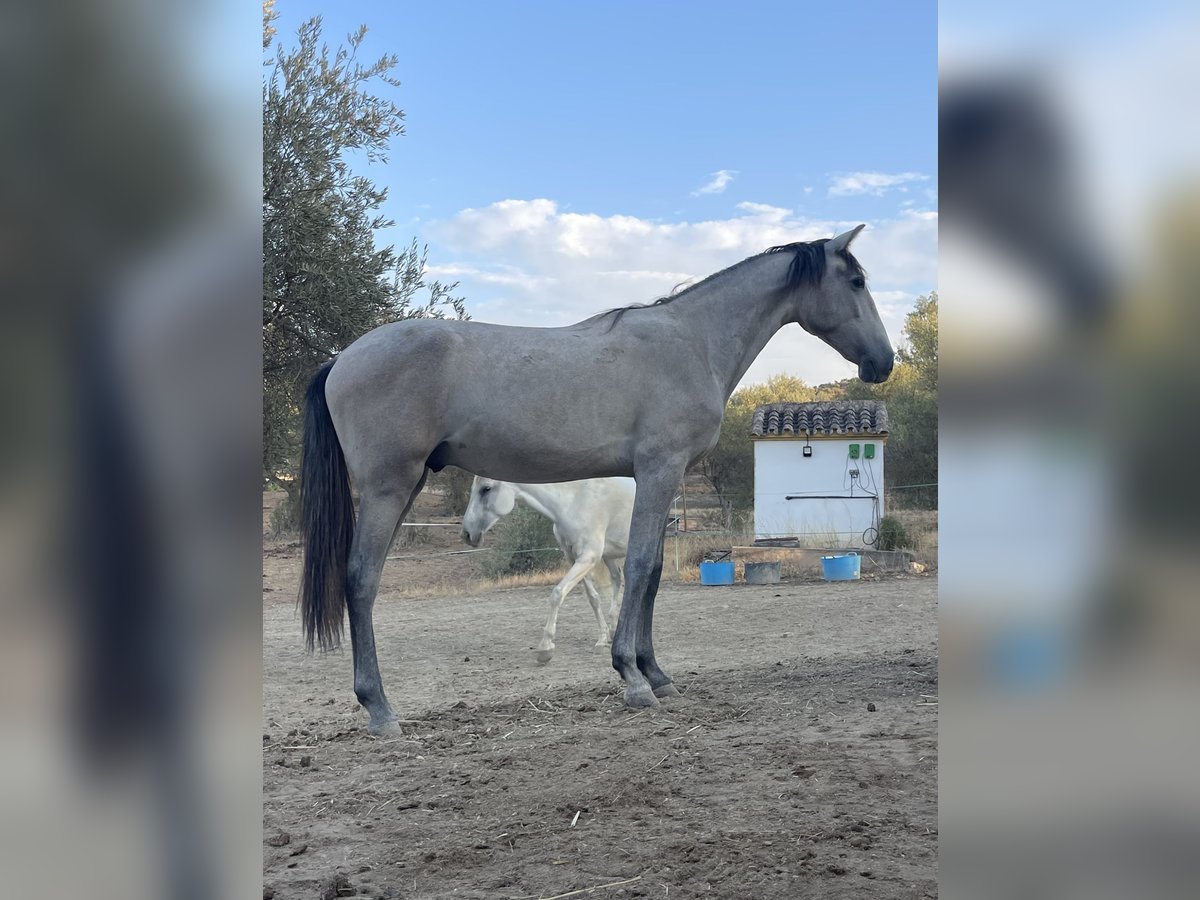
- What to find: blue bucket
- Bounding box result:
[699,560,735,585]
[820,552,861,581]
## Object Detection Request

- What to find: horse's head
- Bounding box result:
[460,477,516,547]
[792,225,895,384]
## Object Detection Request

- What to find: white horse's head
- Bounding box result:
[460,477,516,547]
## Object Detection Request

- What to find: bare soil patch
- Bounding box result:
[264,526,936,899]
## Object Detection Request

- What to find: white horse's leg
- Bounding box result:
[604,558,623,630]
[580,568,612,648]
[535,553,598,665]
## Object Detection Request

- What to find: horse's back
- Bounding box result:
[326,318,510,438]
[324,317,708,483]
[331,319,470,386]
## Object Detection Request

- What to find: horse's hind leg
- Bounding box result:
[604,558,623,630]
[580,569,612,648]
[535,551,599,665]
[347,468,427,735]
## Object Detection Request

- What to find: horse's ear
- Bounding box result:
[827,224,866,254]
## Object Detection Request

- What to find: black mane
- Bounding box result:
[592,238,865,330]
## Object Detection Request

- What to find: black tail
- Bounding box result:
[299,361,355,651]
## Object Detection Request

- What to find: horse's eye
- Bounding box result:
[480,486,490,495]
[851,277,865,290]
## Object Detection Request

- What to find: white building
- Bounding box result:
[750,400,888,547]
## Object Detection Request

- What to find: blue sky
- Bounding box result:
[270,1,938,385]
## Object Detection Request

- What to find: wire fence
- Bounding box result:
[885,482,938,509]
[382,481,938,566]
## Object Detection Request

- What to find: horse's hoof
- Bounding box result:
[652,682,682,700]
[624,685,660,709]
[368,719,402,738]
[534,648,555,665]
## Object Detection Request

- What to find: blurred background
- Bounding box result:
[0,0,260,897]
[940,1,1200,897]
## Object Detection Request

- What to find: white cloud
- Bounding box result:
[734,201,794,223]
[691,169,737,196]
[424,262,557,289]
[828,171,930,197]
[596,269,697,282]
[426,199,936,386]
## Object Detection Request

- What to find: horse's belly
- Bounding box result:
[440,423,635,483]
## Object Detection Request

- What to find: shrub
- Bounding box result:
[393,524,435,549]
[479,505,562,578]
[431,466,475,516]
[876,515,910,551]
[269,491,300,535]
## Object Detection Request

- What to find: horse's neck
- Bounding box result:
[670,254,797,400]
[510,483,574,525]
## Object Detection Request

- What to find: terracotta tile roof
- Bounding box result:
[750,400,889,437]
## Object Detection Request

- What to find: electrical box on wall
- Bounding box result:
[848,443,860,459]
[864,443,876,459]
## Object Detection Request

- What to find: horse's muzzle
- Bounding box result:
[461,529,481,548]
[859,352,895,384]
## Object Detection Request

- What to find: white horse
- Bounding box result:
[460,476,635,664]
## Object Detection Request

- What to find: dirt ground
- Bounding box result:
[263,507,937,900]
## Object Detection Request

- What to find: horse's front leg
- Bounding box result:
[611,463,684,707]
[535,553,599,664]
[632,543,678,699]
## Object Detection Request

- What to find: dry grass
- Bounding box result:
[378,568,568,601]
[265,486,939,601]
[397,531,757,595]
[661,531,750,582]
[419,532,761,594]
[477,570,571,591]
[888,508,938,570]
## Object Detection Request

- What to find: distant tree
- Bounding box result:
[875,364,936,506]
[702,292,939,518]
[263,0,277,49]
[898,291,937,392]
[263,15,466,486]
[813,292,938,506]
[724,373,815,411]
[886,292,937,503]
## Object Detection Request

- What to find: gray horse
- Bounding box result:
[300,226,893,735]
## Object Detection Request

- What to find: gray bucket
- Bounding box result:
[744,561,782,584]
